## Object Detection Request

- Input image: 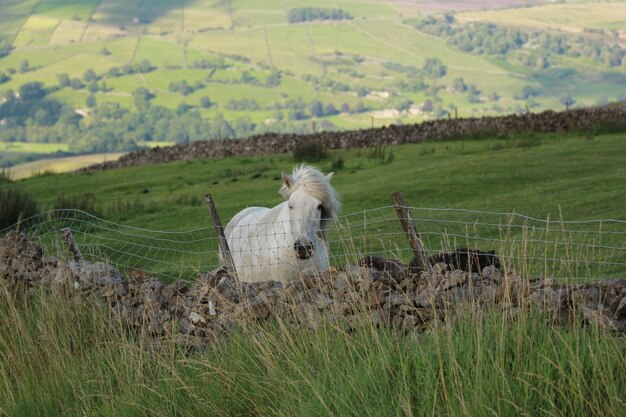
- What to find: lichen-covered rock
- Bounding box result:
[71,261,125,291]
[0,231,43,271]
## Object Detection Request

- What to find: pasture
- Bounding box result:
[1,130,625,417]
[1,0,624,142]
[457,2,626,32]
[8,131,626,281]
[6,152,125,180]
[0,141,69,154]
[13,131,625,227]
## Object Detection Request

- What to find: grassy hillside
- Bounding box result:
[5,151,125,179]
[0,0,624,149]
[458,3,626,32]
[6,131,626,280]
[14,132,626,226]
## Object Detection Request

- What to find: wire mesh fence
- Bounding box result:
[4,206,625,282]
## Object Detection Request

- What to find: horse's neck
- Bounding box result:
[266,201,290,232]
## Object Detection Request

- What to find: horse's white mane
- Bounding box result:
[279,165,341,220]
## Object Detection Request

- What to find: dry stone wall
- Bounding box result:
[78,105,626,173]
[2,231,624,350]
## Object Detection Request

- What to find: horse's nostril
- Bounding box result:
[294,241,313,259]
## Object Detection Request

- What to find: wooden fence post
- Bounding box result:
[204,194,236,274]
[391,192,432,272]
[62,227,84,263]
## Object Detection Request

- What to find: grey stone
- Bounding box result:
[314,292,334,310]
[189,311,207,326]
[77,107,626,175]
[214,276,240,302]
[300,303,321,329]
[482,265,502,281]
[441,270,467,290]
[583,304,622,332]
[72,261,124,288]
[401,315,419,330]
[332,272,352,293]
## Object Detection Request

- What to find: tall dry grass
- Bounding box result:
[1,270,624,417]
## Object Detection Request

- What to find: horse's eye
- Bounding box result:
[317,204,324,211]
[288,205,293,210]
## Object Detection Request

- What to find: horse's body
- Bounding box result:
[224,165,340,283]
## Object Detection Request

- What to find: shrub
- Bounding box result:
[0,187,39,230]
[368,144,394,165]
[331,157,345,170]
[517,138,542,149]
[49,192,101,232]
[0,168,12,183]
[418,146,436,156]
[53,192,98,215]
[293,141,327,163]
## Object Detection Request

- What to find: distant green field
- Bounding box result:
[137,141,175,148]
[48,19,88,45]
[88,0,143,28]
[33,0,100,20]
[0,0,38,36]
[7,152,125,180]
[458,3,626,32]
[0,142,70,154]
[183,0,231,30]
[133,37,185,67]
[12,15,58,48]
[0,0,624,140]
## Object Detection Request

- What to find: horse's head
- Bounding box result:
[280,165,340,260]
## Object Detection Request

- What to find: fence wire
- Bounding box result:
[4,207,625,282]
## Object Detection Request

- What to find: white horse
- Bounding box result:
[223,165,341,284]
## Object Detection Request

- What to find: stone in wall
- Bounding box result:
[1,231,625,350]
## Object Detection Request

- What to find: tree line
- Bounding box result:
[287,8,353,24]
[0,80,365,164]
[408,15,624,69]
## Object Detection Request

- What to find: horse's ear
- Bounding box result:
[282,170,293,188]
[326,172,334,182]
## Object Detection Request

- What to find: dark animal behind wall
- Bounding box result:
[410,248,503,274]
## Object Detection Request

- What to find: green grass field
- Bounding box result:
[0,141,70,154]
[14,132,625,227]
[6,131,625,281]
[458,3,626,32]
[1,130,625,417]
[33,0,101,21]
[7,152,125,180]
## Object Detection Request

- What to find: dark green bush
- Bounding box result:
[293,141,327,163]
[331,157,345,170]
[0,187,39,230]
[49,192,101,233]
[0,169,12,183]
[52,192,98,215]
[368,144,394,164]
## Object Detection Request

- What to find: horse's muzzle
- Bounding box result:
[294,240,313,260]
